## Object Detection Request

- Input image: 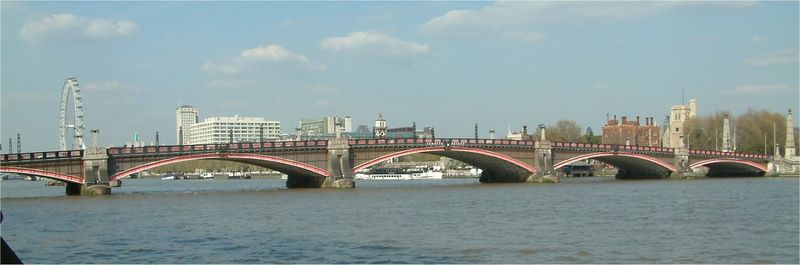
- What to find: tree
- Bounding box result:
[547,119,583,142]
[584,127,595,144]
[681,109,787,155]
[735,109,786,155]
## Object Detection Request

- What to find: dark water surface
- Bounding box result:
[1,177,798,263]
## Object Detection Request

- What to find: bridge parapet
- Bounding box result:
[1,150,84,163]
[349,138,535,149]
[553,142,674,155]
[687,149,768,161]
[106,140,329,158]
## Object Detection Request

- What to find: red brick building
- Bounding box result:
[602,115,661,147]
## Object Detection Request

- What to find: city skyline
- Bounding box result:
[2,1,798,152]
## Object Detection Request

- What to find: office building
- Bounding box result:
[189,115,281,144]
[176,105,199,145]
[299,116,352,139]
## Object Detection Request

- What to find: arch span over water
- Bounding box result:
[0,166,83,184]
[109,153,330,182]
[690,158,767,176]
[554,152,677,178]
[353,146,536,182]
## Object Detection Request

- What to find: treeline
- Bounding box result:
[533,108,797,156]
[149,160,267,173]
[686,109,796,156]
[531,119,602,144]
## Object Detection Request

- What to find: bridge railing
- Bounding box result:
[553,142,675,153]
[552,142,768,159]
[1,150,84,162]
[348,138,535,146]
[688,149,767,159]
[106,140,329,156]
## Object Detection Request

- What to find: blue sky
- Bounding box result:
[2,1,798,152]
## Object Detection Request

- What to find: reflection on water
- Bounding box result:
[1,177,798,263]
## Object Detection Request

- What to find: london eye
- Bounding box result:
[59,77,85,150]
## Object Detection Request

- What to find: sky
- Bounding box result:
[1,1,798,152]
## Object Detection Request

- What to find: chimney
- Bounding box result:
[621,116,628,124]
[636,116,640,125]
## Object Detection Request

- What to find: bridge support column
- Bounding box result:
[80,147,112,195]
[530,139,559,183]
[322,138,355,189]
[65,182,82,196]
[671,148,691,178]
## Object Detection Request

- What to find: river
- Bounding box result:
[1,177,798,263]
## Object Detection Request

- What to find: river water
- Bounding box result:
[1,177,798,264]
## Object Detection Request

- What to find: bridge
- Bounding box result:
[1,132,770,195]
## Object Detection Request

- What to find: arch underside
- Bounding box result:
[431,151,533,182]
[355,147,535,183]
[110,153,330,188]
[555,152,676,179]
[0,167,83,184]
[691,160,766,177]
[591,156,673,179]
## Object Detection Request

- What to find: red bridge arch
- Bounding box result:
[353,146,536,173]
[110,153,330,181]
[553,152,677,172]
[0,166,83,184]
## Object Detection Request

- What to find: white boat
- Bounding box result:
[355,173,413,180]
[355,167,441,180]
[160,175,176,180]
[200,173,214,179]
[411,170,443,180]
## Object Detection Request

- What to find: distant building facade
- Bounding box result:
[299,116,352,139]
[345,115,433,139]
[602,115,660,146]
[663,98,697,148]
[189,115,280,144]
[506,125,532,140]
[176,105,199,145]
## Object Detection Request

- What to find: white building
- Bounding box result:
[189,115,281,144]
[176,105,199,145]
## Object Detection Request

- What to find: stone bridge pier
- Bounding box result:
[322,138,355,188]
[671,148,690,178]
[530,141,558,183]
[69,148,113,195]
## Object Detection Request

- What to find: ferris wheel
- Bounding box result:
[59,77,85,150]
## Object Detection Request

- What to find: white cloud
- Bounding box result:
[82,81,141,93]
[743,49,798,67]
[19,13,137,43]
[420,1,755,43]
[203,44,324,75]
[206,79,258,88]
[724,84,794,96]
[240,44,311,62]
[321,31,433,61]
